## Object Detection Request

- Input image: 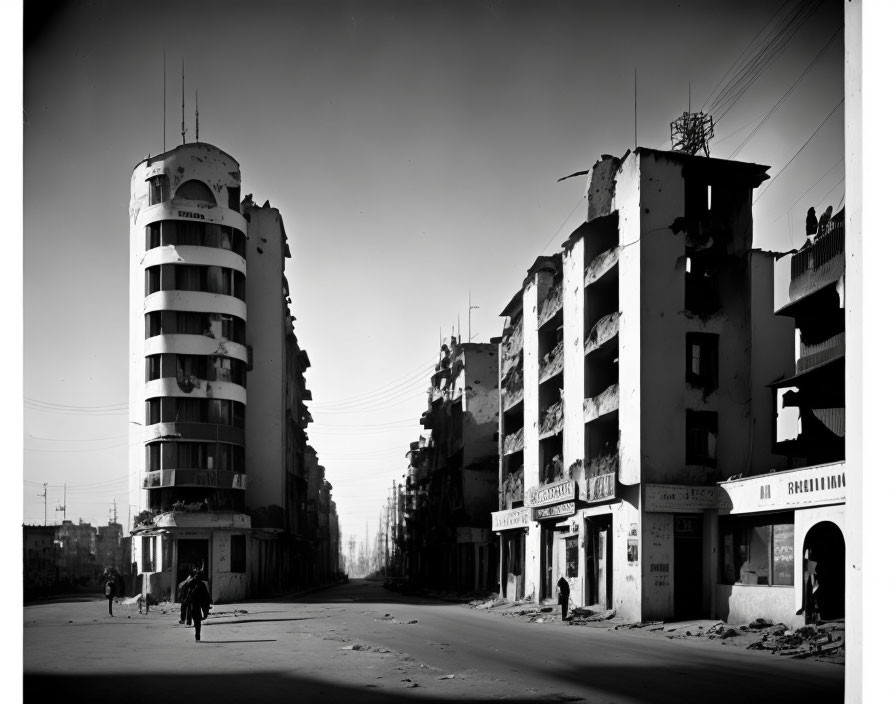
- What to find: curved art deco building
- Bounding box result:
[128,143,250,599]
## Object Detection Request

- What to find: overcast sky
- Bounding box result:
[22,0,846,546]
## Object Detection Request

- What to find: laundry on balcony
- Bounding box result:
[584,245,620,287]
[539,400,564,438]
[583,384,619,422]
[585,312,620,355]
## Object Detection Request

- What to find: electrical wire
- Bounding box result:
[541,196,586,255]
[753,97,844,203]
[729,24,842,159]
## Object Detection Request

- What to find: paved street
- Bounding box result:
[24,580,844,703]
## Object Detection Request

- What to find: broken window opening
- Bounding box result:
[686,410,718,466]
[148,175,170,206]
[685,332,719,393]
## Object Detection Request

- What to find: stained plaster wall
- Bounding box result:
[129,144,245,516]
[244,205,287,518]
[459,344,500,467]
[211,530,248,603]
[640,511,674,619]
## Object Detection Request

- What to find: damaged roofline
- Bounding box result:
[135,141,241,171]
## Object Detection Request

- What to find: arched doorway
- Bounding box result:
[801,521,845,621]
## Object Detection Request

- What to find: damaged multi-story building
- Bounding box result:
[492,148,804,623]
[128,141,341,603]
[715,206,847,626]
[402,338,500,592]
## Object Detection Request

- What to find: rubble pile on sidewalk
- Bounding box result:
[568,607,616,625]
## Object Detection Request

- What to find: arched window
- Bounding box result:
[175,179,217,205]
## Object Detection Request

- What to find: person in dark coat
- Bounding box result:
[556,576,571,621]
[805,207,818,237]
[102,567,120,617]
[177,573,194,625]
[182,569,211,642]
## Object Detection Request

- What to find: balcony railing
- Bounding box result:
[502,427,525,456]
[143,469,247,490]
[788,220,845,303]
[797,331,845,374]
[583,383,619,423]
[584,246,620,287]
[584,311,620,355]
[539,340,564,383]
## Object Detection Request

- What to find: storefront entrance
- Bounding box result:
[673,514,703,618]
[802,521,845,620]
[502,531,525,600]
[175,538,209,601]
[585,516,612,609]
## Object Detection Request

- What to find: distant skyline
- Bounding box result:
[23,0,846,545]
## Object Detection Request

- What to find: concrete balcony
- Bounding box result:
[538,282,563,328]
[143,469,247,490]
[584,245,619,287]
[539,340,564,383]
[583,384,619,423]
[502,427,525,456]
[775,220,845,314]
[539,400,564,439]
[797,331,845,374]
[584,312,620,355]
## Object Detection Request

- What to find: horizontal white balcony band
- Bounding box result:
[141,245,246,272]
[144,335,248,363]
[136,201,247,232]
[144,377,247,404]
[144,290,247,318]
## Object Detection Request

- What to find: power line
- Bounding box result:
[541,195,586,255]
[753,97,844,204]
[729,24,842,159]
[24,396,128,410]
[772,157,844,224]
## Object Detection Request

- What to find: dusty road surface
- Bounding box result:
[24,579,844,703]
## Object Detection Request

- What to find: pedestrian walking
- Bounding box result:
[102,567,120,617]
[557,576,570,621]
[182,569,211,642]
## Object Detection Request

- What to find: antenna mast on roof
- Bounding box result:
[195,90,200,143]
[162,50,166,152]
[181,59,186,145]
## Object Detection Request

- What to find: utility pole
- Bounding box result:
[40,483,47,526]
[55,484,67,522]
[468,289,479,343]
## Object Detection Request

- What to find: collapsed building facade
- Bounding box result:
[492,147,815,623]
[402,339,500,592]
[128,142,340,603]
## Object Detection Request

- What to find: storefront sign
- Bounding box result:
[534,501,575,520]
[718,462,846,514]
[584,474,616,503]
[491,507,532,531]
[525,479,576,508]
[644,484,718,513]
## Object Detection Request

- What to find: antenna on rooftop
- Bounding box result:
[110,499,118,526]
[181,59,187,145]
[671,110,715,157]
[162,50,166,152]
[195,90,199,143]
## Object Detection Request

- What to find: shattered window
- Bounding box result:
[719,514,794,586]
[148,176,169,205]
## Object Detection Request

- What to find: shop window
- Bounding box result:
[141,536,156,572]
[231,535,246,573]
[565,536,579,578]
[148,175,169,205]
[686,410,717,466]
[719,515,794,586]
[686,333,719,392]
